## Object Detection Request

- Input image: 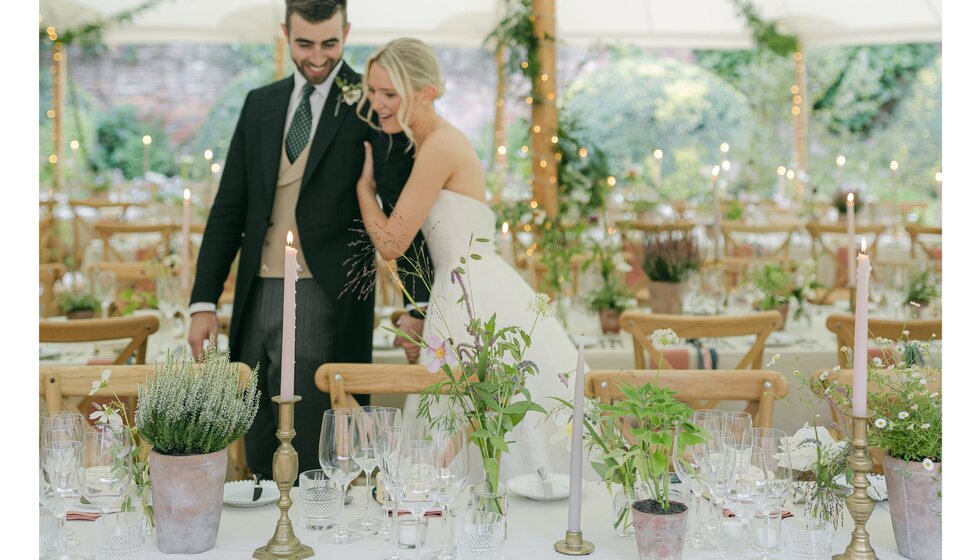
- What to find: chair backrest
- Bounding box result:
[805,222,886,302]
[825,314,942,368]
[39,314,160,365]
[85,262,157,313]
[39,263,66,318]
[586,369,789,429]
[905,225,941,270]
[720,221,801,263]
[615,220,696,236]
[620,310,782,371]
[314,363,460,410]
[93,222,177,262]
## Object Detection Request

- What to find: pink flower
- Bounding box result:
[557,371,571,388]
[425,334,456,373]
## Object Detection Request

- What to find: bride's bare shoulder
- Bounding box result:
[420,123,476,158]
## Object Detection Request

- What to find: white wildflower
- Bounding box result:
[898,411,910,420]
[929,392,938,399]
[902,329,910,336]
[919,378,927,385]
[872,357,883,367]
[874,418,887,429]
[819,370,829,381]
[910,404,919,411]
[528,293,554,317]
[89,368,112,395]
[651,328,680,348]
[766,353,781,367]
[922,458,934,471]
[921,423,931,429]
[832,365,841,372]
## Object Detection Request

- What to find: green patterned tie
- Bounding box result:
[285,83,316,163]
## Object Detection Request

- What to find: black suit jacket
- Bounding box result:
[192,62,391,364]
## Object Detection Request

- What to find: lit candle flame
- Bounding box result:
[287,230,294,246]
[501,222,509,234]
[183,188,190,201]
[861,238,867,253]
[847,192,854,203]
[711,165,720,177]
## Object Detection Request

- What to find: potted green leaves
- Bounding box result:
[641,235,701,314]
[135,345,260,554]
[751,262,820,329]
[58,291,101,319]
[905,269,938,312]
[584,238,635,334]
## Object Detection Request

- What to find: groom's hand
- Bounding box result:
[394,314,425,364]
[358,142,377,196]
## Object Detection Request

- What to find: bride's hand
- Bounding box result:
[357,141,376,196]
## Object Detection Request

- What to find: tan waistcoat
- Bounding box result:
[258,142,315,279]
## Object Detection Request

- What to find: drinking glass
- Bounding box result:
[723,411,753,445]
[90,268,118,319]
[692,409,724,434]
[746,428,793,560]
[673,425,711,549]
[319,409,364,544]
[725,445,769,537]
[349,408,382,534]
[378,426,411,559]
[455,509,505,560]
[42,439,91,560]
[695,430,736,559]
[783,517,833,560]
[370,407,403,541]
[300,469,340,531]
[403,440,438,560]
[425,419,470,560]
[83,424,133,515]
[95,512,146,560]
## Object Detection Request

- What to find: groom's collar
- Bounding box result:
[291,60,345,97]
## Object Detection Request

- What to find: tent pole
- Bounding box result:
[492,42,508,194]
[53,41,65,192]
[531,0,558,217]
[792,47,808,206]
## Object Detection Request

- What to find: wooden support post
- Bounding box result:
[531,0,558,218]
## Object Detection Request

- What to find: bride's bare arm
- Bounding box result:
[356,135,457,261]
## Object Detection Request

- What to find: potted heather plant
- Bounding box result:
[641,234,701,314]
[136,345,260,554]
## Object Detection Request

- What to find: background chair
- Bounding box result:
[825,314,941,368]
[586,369,789,429]
[314,363,452,410]
[39,314,160,366]
[39,263,66,318]
[93,222,177,262]
[805,222,886,304]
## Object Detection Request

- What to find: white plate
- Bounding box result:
[766,332,802,347]
[506,472,573,501]
[223,480,280,508]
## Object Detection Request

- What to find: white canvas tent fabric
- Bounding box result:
[40,0,941,48]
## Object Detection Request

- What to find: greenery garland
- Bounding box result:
[731,0,798,57]
[40,0,169,48]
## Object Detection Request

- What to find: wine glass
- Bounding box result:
[42,438,91,560]
[673,425,712,549]
[90,268,118,319]
[319,409,364,544]
[425,418,470,560]
[725,445,770,559]
[82,424,133,516]
[378,426,410,559]
[723,411,753,445]
[348,408,382,534]
[402,440,438,560]
[695,430,736,559]
[369,407,403,541]
[746,428,793,560]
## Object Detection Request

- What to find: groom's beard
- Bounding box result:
[296,57,340,85]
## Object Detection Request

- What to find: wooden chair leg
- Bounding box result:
[227,437,248,481]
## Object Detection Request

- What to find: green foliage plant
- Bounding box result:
[751,261,821,321]
[135,345,260,456]
[905,269,938,306]
[584,235,634,314]
[58,291,101,314]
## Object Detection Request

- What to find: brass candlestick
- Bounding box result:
[833,415,878,560]
[254,396,314,560]
[555,530,595,555]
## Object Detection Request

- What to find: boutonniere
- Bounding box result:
[334,77,362,116]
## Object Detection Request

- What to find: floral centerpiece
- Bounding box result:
[786,422,851,528]
[751,261,821,326]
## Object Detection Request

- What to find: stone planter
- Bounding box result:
[647,281,683,315]
[149,448,228,554]
[598,309,622,334]
[631,499,687,560]
[881,455,941,560]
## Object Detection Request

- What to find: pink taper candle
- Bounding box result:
[281,231,298,401]
[567,337,586,533]
[180,188,191,292]
[846,193,856,288]
[852,239,871,417]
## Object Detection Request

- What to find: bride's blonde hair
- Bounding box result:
[357,37,445,151]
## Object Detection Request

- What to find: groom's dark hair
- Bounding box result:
[285,0,347,30]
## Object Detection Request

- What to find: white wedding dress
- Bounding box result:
[405,189,580,482]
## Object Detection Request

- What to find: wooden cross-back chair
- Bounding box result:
[720,221,801,264]
[614,220,696,237]
[85,261,157,310]
[40,314,160,366]
[825,314,942,368]
[905,225,941,272]
[93,222,177,262]
[805,222,886,304]
[40,214,60,265]
[619,311,782,410]
[68,199,140,267]
[586,369,789,429]
[39,263,67,318]
[39,363,252,482]
[314,363,464,410]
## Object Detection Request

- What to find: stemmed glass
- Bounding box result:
[696,430,736,559]
[725,445,770,559]
[402,440,438,560]
[319,409,364,544]
[82,424,133,516]
[746,428,793,560]
[425,418,470,560]
[90,268,117,319]
[41,430,91,560]
[378,426,410,560]
[672,425,711,549]
[723,411,753,445]
[348,407,382,534]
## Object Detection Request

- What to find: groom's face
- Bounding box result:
[283,12,349,85]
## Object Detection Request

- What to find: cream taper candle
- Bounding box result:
[281,231,298,401]
[567,338,586,533]
[852,239,871,417]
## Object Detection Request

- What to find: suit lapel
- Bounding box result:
[261,78,293,204]
[301,62,359,195]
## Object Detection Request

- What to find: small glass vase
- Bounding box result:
[612,484,648,538]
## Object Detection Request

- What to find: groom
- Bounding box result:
[188,0,429,478]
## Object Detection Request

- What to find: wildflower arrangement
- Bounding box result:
[135,344,261,456]
[751,261,821,321]
[583,234,635,314]
[641,233,701,283]
[786,422,852,528]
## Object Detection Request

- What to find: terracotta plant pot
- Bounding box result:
[881,455,941,560]
[149,448,228,554]
[631,499,687,560]
[647,281,683,315]
[598,309,622,334]
[66,310,96,320]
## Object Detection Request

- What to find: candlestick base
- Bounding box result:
[832,415,878,560]
[253,396,314,560]
[555,530,595,555]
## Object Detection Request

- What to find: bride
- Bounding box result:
[354,38,581,480]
